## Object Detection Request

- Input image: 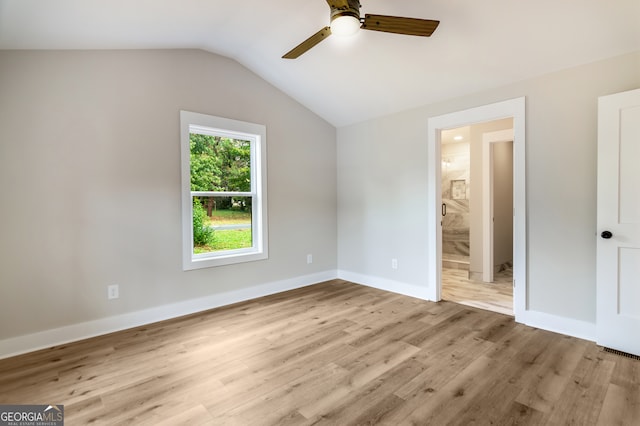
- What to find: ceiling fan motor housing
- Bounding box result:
[330,0,361,23]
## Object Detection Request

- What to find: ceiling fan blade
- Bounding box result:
[282,26,332,59]
[362,14,439,37]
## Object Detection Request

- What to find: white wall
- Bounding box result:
[0,50,337,346]
[337,109,431,297]
[337,51,640,324]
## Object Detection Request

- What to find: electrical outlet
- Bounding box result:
[391,258,398,270]
[107,284,119,300]
[307,254,313,264]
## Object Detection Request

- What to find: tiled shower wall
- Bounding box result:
[442,142,470,259]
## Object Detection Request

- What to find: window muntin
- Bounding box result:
[181,111,267,270]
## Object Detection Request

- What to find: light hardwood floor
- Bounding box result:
[1,280,638,425]
[442,267,514,316]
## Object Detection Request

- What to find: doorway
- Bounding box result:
[440,123,514,316]
[426,97,526,322]
[440,126,471,272]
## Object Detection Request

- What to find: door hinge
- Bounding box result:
[513,279,516,288]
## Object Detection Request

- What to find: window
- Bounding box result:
[180,111,267,270]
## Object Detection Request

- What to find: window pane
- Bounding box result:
[192,196,253,254]
[190,134,251,192]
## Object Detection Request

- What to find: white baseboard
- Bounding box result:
[0,269,597,359]
[520,309,596,342]
[337,270,430,301]
[0,270,337,360]
[338,270,596,342]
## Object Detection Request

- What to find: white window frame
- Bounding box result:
[180,110,268,270]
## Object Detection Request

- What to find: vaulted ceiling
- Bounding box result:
[1,0,638,127]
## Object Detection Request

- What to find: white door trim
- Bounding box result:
[427,97,527,321]
[482,129,514,283]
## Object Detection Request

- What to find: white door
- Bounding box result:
[597,88,640,356]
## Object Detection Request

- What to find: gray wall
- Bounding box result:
[1,48,638,343]
[0,50,337,340]
[493,141,514,267]
[337,51,640,323]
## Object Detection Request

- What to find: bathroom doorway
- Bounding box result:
[426,97,526,321]
[440,126,471,272]
[440,122,514,316]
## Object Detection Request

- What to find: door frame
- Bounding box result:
[427,97,527,321]
[482,129,514,283]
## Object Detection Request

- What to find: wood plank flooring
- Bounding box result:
[442,267,514,316]
[0,280,638,425]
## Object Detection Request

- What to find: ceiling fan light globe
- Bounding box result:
[330,15,360,37]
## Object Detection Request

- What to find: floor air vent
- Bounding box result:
[603,347,640,361]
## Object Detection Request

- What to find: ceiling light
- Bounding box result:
[330,14,360,37]
[453,135,463,141]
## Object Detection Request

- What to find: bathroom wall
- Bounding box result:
[442,121,513,276]
[493,141,514,269]
[469,118,515,277]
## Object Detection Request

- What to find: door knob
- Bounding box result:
[601,231,613,239]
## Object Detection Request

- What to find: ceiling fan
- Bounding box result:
[282,0,439,59]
